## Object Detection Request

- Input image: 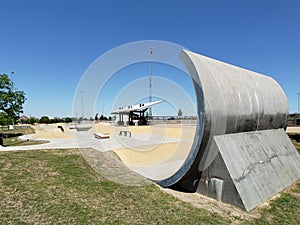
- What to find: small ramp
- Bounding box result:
[197,129,300,211]
[94,133,110,139]
[79,148,151,186]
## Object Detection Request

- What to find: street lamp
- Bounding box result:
[297,93,300,114]
[10,69,15,128]
[10,69,14,86]
[149,47,153,118]
[79,90,85,121]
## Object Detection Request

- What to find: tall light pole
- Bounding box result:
[10,69,15,128]
[298,93,300,114]
[149,47,153,118]
[10,69,14,87]
[79,90,85,121]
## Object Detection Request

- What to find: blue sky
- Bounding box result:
[0,0,300,117]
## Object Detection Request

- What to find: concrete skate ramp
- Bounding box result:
[113,49,289,183]
[151,49,288,189]
[90,123,196,180]
[112,50,300,210]
[95,50,300,211]
[33,124,75,139]
[112,125,196,180]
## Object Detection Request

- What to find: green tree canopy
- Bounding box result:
[0,74,26,124]
[0,112,10,126]
[178,108,183,117]
[39,116,50,124]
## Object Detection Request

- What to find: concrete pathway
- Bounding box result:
[0,129,191,182]
[0,130,183,152]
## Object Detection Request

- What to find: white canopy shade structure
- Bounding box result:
[111,100,164,125]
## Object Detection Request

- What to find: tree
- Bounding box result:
[99,114,109,120]
[178,108,183,117]
[0,111,10,126]
[29,117,38,125]
[0,74,26,124]
[39,116,50,124]
[64,117,72,123]
[95,113,99,121]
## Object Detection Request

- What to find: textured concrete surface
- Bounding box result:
[198,129,300,211]
[1,128,185,152]
[0,123,195,184]
[158,50,288,190]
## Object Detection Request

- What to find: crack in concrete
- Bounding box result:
[234,152,295,183]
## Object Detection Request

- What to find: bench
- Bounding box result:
[94,133,110,139]
[119,130,132,137]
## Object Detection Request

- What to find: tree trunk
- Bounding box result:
[0,134,3,146]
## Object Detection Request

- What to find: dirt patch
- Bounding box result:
[48,148,80,156]
[160,187,261,223]
[79,148,152,187]
[79,147,260,223]
[159,181,300,224]
[77,149,269,223]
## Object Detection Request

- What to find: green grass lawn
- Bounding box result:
[248,189,300,225]
[0,126,48,147]
[0,126,35,135]
[1,129,300,225]
[0,149,229,225]
[0,148,299,224]
[288,134,300,153]
[2,136,48,147]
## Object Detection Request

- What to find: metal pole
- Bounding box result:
[149,47,153,117]
[80,90,85,121]
[10,69,14,87]
[298,93,300,113]
[10,69,15,128]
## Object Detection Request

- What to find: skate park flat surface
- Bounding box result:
[88,122,196,180]
[2,122,298,182]
[0,122,196,181]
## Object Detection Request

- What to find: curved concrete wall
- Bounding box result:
[157,50,288,191]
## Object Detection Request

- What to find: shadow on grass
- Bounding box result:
[0,131,48,147]
[3,138,49,147]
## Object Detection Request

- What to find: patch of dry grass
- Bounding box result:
[3,136,48,146]
[0,149,226,224]
[0,148,299,224]
[1,126,48,147]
